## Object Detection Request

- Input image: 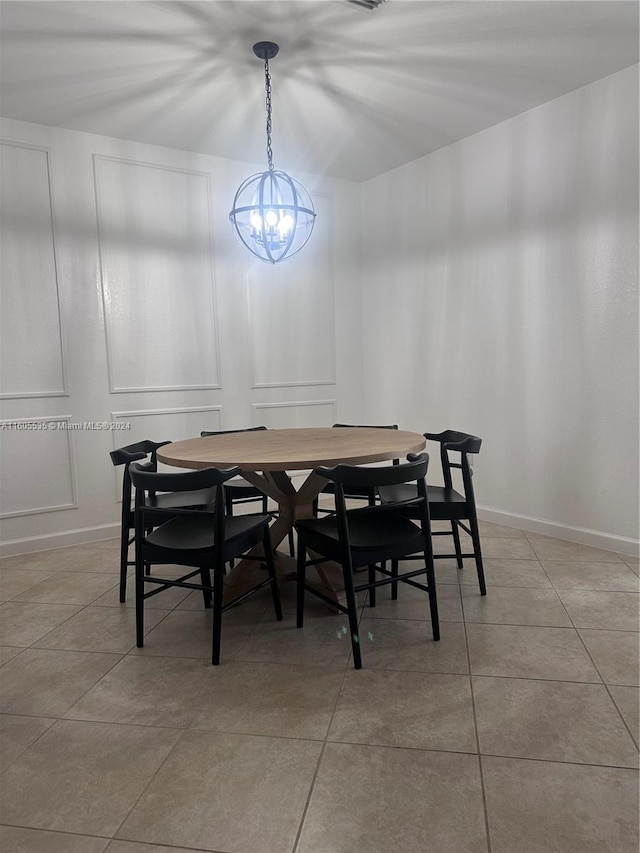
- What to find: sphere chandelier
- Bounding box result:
[229,42,316,264]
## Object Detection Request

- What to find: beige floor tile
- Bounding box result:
[458,558,552,588]
[33,605,166,653]
[92,581,190,609]
[0,826,109,853]
[0,601,82,645]
[527,535,625,563]
[478,521,527,538]
[66,655,215,727]
[622,555,639,576]
[474,676,638,767]
[609,686,640,746]
[0,568,52,601]
[432,563,466,584]
[191,661,343,739]
[542,560,639,592]
[477,538,538,559]
[391,558,463,585]
[106,841,211,853]
[130,608,257,661]
[557,590,640,631]
[357,617,468,673]
[117,730,322,852]
[0,719,181,836]
[461,585,572,627]
[578,629,640,686]
[0,546,119,574]
[482,755,639,853]
[0,646,23,666]
[0,714,55,772]
[362,580,463,622]
[296,742,487,853]
[328,669,476,752]
[176,586,271,613]
[467,623,601,681]
[11,571,120,605]
[236,610,352,668]
[0,648,121,716]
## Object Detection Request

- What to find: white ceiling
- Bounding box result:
[1,1,638,181]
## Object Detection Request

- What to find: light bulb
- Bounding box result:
[250,212,262,231]
[265,210,278,227]
[278,214,294,238]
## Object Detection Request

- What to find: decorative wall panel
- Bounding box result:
[0,142,66,398]
[111,406,222,493]
[252,400,336,429]
[247,194,336,388]
[0,417,76,517]
[95,156,220,393]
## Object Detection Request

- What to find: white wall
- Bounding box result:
[0,119,363,553]
[2,66,638,556]
[360,67,639,553]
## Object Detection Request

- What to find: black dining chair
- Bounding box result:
[378,430,486,595]
[110,439,216,602]
[295,453,439,669]
[129,461,282,665]
[200,426,294,558]
[314,423,399,516]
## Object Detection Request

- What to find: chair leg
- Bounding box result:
[468,513,487,596]
[263,527,282,621]
[199,567,212,608]
[342,561,362,669]
[288,529,295,557]
[451,520,464,568]
[211,564,224,665]
[391,559,399,600]
[367,564,376,607]
[425,552,440,642]
[119,506,131,602]
[135,554,144,648]
[227,493,236,570]
[296,532,307,629]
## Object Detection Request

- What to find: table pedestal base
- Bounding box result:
[221,470,346,608]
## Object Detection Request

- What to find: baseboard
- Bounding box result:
[0,523,120,558]
[478,505,639,558]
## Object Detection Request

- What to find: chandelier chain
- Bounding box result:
[264,58,274,170]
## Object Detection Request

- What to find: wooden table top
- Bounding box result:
[157,427,426,472]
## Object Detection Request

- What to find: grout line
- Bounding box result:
[457,578,493,853]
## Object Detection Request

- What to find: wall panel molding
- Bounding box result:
[251,399,336,428]
[0,140,68,399]
[110,405,223,500]
[247,192,336,389]
[0,415,77,518]
[94,154,221,393]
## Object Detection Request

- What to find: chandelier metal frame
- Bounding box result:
[228,42,316,264]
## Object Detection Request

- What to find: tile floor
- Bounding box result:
[0,522,638,853]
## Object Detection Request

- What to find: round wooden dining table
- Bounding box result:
[157,427,426,604]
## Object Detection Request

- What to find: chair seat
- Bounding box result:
[145,513,269,552]
[378,483,467,519]
[148,488,216,511]
[297,509,423,567]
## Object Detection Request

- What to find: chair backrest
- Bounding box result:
[129,461,241,546]
[110,439,171,469]
[317,452,430,531]
[200,426,267,437]
[110,440,172,520]
[424,430,481,501]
